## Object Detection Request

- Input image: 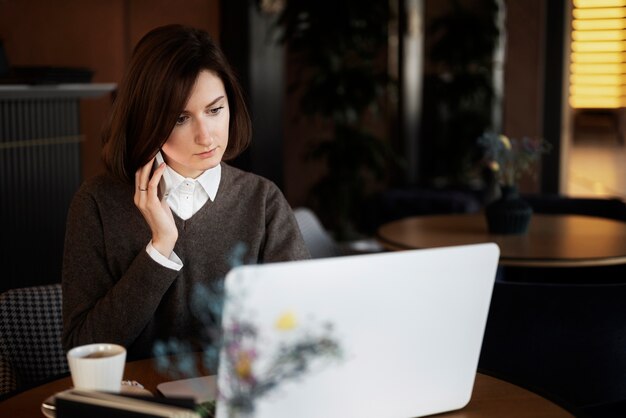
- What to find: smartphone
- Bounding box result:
[154,150,172,199]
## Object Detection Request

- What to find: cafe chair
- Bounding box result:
[478,280,626,416]
[362,187,481,233]
[0,284,68,397]
[522,193,626,222]
[293,207,343,258]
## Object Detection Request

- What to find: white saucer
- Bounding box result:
[41,384,152,418]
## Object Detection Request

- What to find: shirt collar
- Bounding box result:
[162,163,221,202]
[196,164,221,201]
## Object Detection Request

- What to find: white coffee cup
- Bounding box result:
[67,343,127,392]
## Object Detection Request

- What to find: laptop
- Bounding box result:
[212,242,500,418]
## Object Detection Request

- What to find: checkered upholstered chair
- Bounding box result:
[0,284,68,396]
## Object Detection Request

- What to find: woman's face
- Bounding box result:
[161,70,230,178]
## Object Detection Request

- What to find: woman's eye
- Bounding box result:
[176,115,189,125]
[209,106,224,115]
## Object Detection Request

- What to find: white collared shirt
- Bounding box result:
[164,164,221,220]
[146,163,221,271]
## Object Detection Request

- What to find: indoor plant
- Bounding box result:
[477,132,550,234]
[421,0,502,186]
[275,0,400,240]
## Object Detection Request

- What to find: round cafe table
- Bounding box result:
[0,357,574,418]
[377,213,626,267]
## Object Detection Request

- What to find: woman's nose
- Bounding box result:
[194,120,213,145]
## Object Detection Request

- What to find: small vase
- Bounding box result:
[485,185,533,234]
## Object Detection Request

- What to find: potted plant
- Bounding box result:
[275,0,400,240]
[420,0,502,187]
[477,132,550,234]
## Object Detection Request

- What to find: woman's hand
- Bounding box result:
[134,158,178,257]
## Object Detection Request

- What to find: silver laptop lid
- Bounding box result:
[216,243,499,418]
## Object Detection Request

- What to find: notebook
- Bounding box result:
[214,243,500,418]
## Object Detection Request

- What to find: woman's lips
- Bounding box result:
[196,149,216,159]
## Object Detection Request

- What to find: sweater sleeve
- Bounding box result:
[260,183,311,263]
[61,185,179,353]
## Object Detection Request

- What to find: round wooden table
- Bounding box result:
[0,358,574,417]
[377,213,626,267]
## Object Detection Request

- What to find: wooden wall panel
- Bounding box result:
[502,0,544,140]
[0,0,125,81]
[0,0,220,181]
[129,0,220,47]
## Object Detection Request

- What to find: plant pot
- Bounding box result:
[485,186,533,234]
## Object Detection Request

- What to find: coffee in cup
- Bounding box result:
[67,343,126,392]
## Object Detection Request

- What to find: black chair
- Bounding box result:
[361,187,481,234]
[522,194,626,222]
[0,284,68,397]
[479,280,626,416]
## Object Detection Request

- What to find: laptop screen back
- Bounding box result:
[216,243,499,418]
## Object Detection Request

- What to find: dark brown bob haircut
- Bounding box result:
[102,24,251,183]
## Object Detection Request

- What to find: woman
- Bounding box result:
[62,24,310,360]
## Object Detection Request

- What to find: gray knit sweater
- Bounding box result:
[62,163,310,359]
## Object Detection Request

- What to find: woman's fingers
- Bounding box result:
[136,158,154,190]
[148,161,166,198]
[133,157,178,257]
[134,158,154,206]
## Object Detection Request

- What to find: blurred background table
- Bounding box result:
[377,213,626,267]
